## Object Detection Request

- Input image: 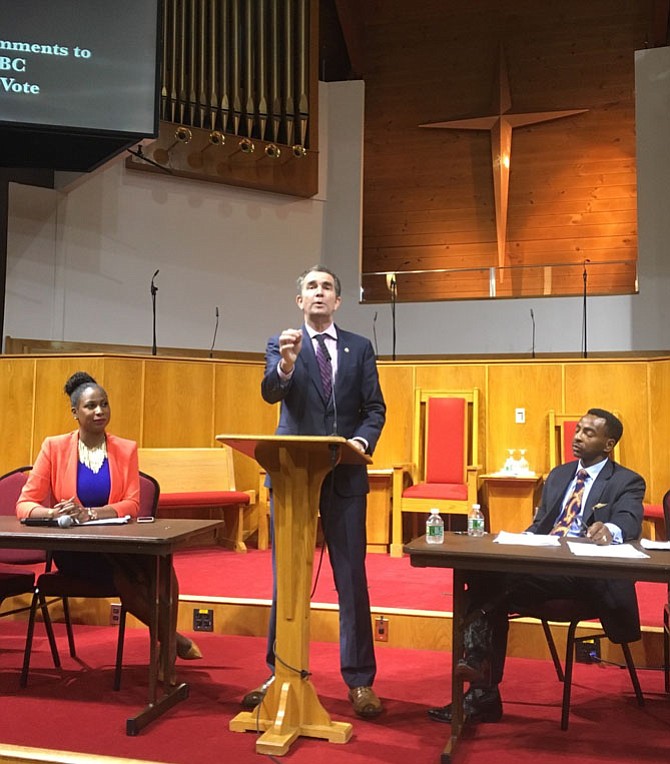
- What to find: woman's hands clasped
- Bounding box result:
[53,497,90,524]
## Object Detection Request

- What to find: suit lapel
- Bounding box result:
[547,464,576,522]
[333,325,347,395]
[582,459,613,523]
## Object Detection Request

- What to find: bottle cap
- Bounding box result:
[472,503,481,509]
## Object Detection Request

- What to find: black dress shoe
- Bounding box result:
[427,687,502,725]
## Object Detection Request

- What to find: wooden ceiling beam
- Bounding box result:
[649,0,670,47]
[333,0,366,77]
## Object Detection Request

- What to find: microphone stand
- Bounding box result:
[150,270,159,356]
[530,309,536,359]
[209,307,219,358]
[582,261,588,359]
[372,311,378,357]
[390,278,397,361]
[126,146,173,175]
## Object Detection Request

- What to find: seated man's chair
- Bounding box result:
[21,471,160,690]
[391,388,480,557]
[514,599,643,730]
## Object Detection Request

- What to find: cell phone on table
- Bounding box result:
[137,517,155,523]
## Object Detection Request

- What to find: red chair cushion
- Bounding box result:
[643,504,663,519]
[562,421,578,463]
[403,482,468,501]
[158,491,250,509]
[425,397,466,484]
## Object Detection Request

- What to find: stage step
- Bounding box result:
[24,593,662,671]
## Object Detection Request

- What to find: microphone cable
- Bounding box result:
[372,311,379,356]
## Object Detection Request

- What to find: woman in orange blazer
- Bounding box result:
[17,371,201,668]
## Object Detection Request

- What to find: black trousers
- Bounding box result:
[463,571,604,689]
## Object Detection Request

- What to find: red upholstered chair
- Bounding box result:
[391,389,480,557]
[21,471,160,690]
[662,489,670,692]
[0,467,48,565]
[0,467,60,671]
[548,409,662,537]
[548,410,621,471]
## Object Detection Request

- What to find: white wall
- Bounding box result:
[5,85,332,353]
[5,65,670,355]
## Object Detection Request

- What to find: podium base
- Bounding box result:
[229,679,353,755]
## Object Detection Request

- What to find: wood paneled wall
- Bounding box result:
[360,0,647,301]
[1,353,668,503]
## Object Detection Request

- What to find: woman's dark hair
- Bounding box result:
[64,371,104,407]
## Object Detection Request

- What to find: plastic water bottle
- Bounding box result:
[426,508,444,544]
[467,504,485,537]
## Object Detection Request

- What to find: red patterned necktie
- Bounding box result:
[314,334,333,401]
[551,468,589,537]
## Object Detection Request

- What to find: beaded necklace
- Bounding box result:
[78,437,107,474]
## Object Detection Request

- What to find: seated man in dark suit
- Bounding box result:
[428,408,645,724]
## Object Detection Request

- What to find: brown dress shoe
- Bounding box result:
[348,686,383,718]
[454,657,490,684]
[240,676,275,710]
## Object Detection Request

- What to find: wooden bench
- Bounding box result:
[137,447,257,552]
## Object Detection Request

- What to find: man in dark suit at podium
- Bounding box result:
[242,265,386,718]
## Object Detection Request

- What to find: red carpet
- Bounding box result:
[172,547,667,626]
[0,623,668,764]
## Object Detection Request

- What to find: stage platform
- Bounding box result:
[168,547,666,667]
[10,545,667,668]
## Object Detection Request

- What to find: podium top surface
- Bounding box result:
[216,434,372,465]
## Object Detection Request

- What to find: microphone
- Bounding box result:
[150,269,159,356]
[530,309,536,359]
[386,273,397,361]
[21,515,75,528]
[126,146,174,175]
[372,311,378,356]
[582,260,590,359]
[209,306,219,359]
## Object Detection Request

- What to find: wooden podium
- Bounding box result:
[217,434,371,756]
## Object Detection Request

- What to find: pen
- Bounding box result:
[576,515,591,538]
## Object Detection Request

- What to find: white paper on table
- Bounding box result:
[566,541,650,559]
[640,538,670,551]
[83,515,132,526]
[493,531,561,547]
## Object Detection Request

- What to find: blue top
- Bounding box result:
[77,459,111,507]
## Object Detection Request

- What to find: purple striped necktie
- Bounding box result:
[551,468,589,537]
[314,333,333,400]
